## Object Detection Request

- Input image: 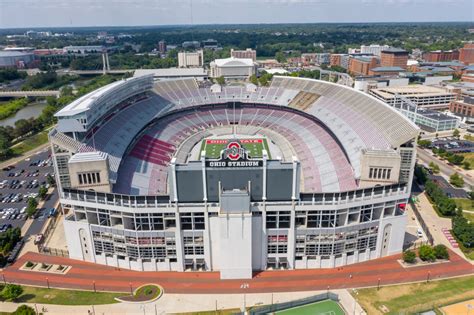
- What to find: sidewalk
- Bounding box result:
[415,192,472,263]
[0,289,365,315]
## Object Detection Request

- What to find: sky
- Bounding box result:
[0,0,473,29]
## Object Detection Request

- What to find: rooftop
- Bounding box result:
[68,151,108,164]
[133,68,207,78]
[370,66,405,72]
[371,85,455,98]
[211,57,255,67]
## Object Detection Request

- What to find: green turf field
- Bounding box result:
[275,300,345,315]
[201,138,271,159]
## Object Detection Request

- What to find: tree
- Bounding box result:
[26,197,38,218]
[449,173,464,188]
[275,51,286,63]
[453,128,460,139]
[46,174,56,187]
[249,74,258,85]
[403,250,416,263]
[433,244,449,260]
[0,284,23,301]
[38,185,48,200]
[215,76,225,85]
[414,165,427,185]
[418,244,436,262]
[463,161,471,170]
[12,305,35,315]
[418,139,432,148]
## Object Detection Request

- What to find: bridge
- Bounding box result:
[0,90,60,98]
[61,69,133,75]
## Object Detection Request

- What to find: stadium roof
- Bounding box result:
[211,57,254,67]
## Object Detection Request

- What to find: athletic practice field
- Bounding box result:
[275,300,345,315]
[200,138,271,159]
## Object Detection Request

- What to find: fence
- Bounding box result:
[410,199,434,245]
[40,246,69,257]
[248,292,339,315]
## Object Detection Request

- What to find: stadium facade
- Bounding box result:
[50,75,419,279]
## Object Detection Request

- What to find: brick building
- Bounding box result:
[423,50,459,62]
[449,97,474,121]
[348,56,379,76]
[460,43,474,65]
[230,48,257,62]
[381,48,408,70]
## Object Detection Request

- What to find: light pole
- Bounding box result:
[93,281,96,293]
[129,282,133,295]
[377,278,381,290]
[427,271,431,283]
[46,278,49,289]
[1,274,5,284]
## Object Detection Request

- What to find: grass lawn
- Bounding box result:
[275,300,345,315]
[353,275,474,315]
[460,152,474,169]
[201,138,271,159]
[0,285,122,305]
[453,198,474,211]
[11,130,49,156]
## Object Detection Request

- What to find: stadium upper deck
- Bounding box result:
[52,75,418,195]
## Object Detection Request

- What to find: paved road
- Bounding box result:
[5,250,473,295]
[417,148,474,188]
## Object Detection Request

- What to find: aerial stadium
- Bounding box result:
[50,75,419,279]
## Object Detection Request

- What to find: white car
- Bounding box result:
[417,228,423,238]
[19,207,26,214]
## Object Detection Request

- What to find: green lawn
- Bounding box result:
[0,285,122,305]
[201,138,271,159]
[454,198,474,211]
[275,300,345,315]
[11,130,49,156]
[461,152,474,169]
[354,275,474,315]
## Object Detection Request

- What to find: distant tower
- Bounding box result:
[158,40,166,54]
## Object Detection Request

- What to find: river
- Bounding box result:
[0,102,47,127]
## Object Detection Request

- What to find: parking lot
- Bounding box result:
[431,138,474,153]
[0,147,58,236]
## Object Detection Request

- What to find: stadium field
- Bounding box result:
[200,138,271,159]
[274,300,345,315]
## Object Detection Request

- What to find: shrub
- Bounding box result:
[419,244,436,262]
[450,173,464,188]
[434,244,449,260]
[0,284,23,301]
[403,250,416,263]
[12,305,35,315]
[25,261,34,268]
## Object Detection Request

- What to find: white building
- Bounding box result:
[361,45,391,57]
[178,50,204,68]
[231,48,257,61]
[369,85,456,110]
[210,57,256,78]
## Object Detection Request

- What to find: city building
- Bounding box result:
[63,45,105,54]
[368,67,405,76]
[423,50,459,62]
[158,40,166,54]
[50,75,418,279]
[210,57,256,78]
[178,50,204,68]
[369,85,456,110]
[202,39,218,50]
[449,97,474,123]
[33,48,64,56]
[353,76,409,93]
[0,51,35,68]
[459,43,474,65]
[348,56,379,76]
[231,48,257,62]
[380,48,409,70]
[182,41,201,49]
[360,44,390,57]
[330,54,344,67]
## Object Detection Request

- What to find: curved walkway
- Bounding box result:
[3,251,473,295]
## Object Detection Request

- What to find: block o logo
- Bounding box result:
[225,141,244,161]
